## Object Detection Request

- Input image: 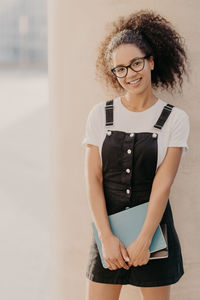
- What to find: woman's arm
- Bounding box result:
[84,144,113,242]
[138,147,183,241]
[84,144,131,269]
[126,147,184,267]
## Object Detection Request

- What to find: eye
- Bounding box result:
[117,67,125,73]
[132,60,142,67]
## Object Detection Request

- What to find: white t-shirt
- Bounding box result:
[81,96,190,169]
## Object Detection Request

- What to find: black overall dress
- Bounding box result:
[86,99,184,287]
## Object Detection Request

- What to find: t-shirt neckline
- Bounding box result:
[117,96,161,114]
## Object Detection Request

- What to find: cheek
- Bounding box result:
[117,78,127,88]
[146,72,152,83]
[140,71,152,85]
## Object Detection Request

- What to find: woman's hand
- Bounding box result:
[126,235,152,267]
[101,234,131,270]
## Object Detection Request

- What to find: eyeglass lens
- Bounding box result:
[113,58,144,77]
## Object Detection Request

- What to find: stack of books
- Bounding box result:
[91,202,168,268]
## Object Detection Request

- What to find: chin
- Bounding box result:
[127,86,144,94]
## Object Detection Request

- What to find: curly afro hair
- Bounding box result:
[95,9,190,97]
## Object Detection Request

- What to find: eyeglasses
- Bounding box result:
[111,55,151,78]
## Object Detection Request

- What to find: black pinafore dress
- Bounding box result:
[86,100,184,287]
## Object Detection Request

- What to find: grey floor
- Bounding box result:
[0,70,50,300]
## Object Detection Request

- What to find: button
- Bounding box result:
[130,133,134,137]
[152,133,157,138]
[126,189,130,194]
[127,149,132,154]
[107,130,112,136]
[125,206,130,210]
[126,168,130,173]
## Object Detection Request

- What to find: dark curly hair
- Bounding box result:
[95,9,190,97]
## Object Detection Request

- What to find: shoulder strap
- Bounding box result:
[153,103,174,130]
[105,100,174,130]
[105,99,114,126]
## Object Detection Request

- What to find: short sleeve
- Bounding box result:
[167,110,190,157]
[81,104,102,147]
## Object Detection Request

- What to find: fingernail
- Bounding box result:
[125,257,130,262]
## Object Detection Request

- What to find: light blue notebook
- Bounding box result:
[91,202,168,268]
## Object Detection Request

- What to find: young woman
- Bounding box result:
[82,9,190,300]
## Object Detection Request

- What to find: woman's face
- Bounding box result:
[111,43,154,95]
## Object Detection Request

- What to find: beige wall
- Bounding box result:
[48,1,199,299]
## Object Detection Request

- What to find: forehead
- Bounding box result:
[112,43,145,66]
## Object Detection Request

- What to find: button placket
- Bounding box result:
[121,132,135,198]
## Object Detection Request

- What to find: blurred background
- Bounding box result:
[1,0,198,299]
[0,0,49,299]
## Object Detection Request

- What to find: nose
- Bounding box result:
[126,66,138,80]
[127,66,137,76]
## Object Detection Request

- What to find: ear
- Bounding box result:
[149,55,154,70]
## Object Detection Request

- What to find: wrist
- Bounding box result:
[139,226,155,242]
[137,233,152,247]
[99,231,113,243]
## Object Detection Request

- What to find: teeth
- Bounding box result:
[129,78,141,84]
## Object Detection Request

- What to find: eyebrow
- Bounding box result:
[114,56,140,68]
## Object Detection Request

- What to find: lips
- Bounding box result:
[127,78,142,84]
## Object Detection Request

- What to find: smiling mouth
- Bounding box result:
[127,78,142,85]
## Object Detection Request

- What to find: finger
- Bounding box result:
[110,262,118,271]
[138,254,150,266]
[138,258,147,266]
[120,243,130,263]
[119,244,130,269]
[140,258,149,266]
[144,250,150,261]
[108,259,120,270]
[133,257,144,267]
[118,258,130,270]
[136,249,150,263]
[136,248,147,261]
[134,259,140,267]
[105,262,112,269]
[111,258,122,269]
[128,259,133,267]
[105,259,116,270]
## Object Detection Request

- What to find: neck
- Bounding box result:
[122,92,158,112]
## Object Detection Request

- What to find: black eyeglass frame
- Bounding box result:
[111,55,152,78]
